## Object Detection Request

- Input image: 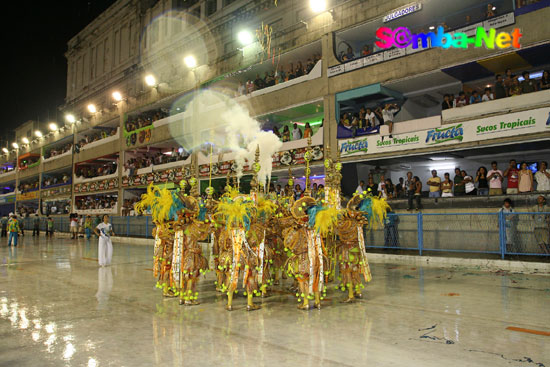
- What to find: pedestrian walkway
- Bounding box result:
[1,237,548,366]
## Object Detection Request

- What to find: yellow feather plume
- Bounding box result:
[257,195,278,219]
[314,207,341,237]
[367,196,391,230]
[134,183,175,224]
[215,197,256,229]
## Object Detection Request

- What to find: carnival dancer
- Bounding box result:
[215,192,261,311]
[135,184,181,297]
[172,193,211,305]
[335,193,390,302]
[94,214,115,267]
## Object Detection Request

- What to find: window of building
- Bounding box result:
[205,0,217,17]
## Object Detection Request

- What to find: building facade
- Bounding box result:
[1,0,549,217]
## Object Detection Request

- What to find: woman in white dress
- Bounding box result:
[94,214,115,267]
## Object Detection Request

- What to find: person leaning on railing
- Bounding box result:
[532,195,550,254]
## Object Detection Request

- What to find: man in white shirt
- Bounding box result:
[535,161,550,192]
[382,103,399,138]
[356,180,365,194]
[377,175,386,196]
[482,87,494,102]
[365,108,376,128]
[291,123,303,140]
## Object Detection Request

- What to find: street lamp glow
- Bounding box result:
[22,137,29,144]
[309,0,327,13]
[49,122,58,131]
[2,148,8,154]
[34,130,43,138]
[237,30,253,46]
[145,74,157,87]
[184,55,197,68]
[65,114,76,123]
[12,142,19,149]
[112,91,123,101]
[87,104,97,114]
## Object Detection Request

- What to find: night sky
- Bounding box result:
[0,0,116,145]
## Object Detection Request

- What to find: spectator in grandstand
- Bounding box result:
[405,171,414,200]
[495,74,507,99]
[500,198,517,252]
[396,177,405,198]
[518,162,534,193]
[383,178,394,199]
[356,180,365,194]
[532,195,550,254]
[303,123,313,138]
[282,125,290,142]
[462,170,476,195]
[520,71,537,94]
[469,90,481,104]
[535,161,550,192]
[441,173,453,197]
[455,91,468,107]
[441,94,453,110]
[427,170,441,198]
[509,75,522,96]
[361,45,371,56]
[291,123,303,140]
[481,87,494,102]
[407,176,422,211]
[377,175,386,197]
[295,61,305,77]
[294,184,303,201]
[381,103,399,138]
[343,46,354,61]
[539,70,550,90]
[365,107,377,128]
[366,177,378,196]
[475,166,489,196]
[504,159,519,194]
[272,127,281,139]
[487,161,504,195]
[485,3,497,18]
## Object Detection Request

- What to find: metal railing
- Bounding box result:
[16,212,550,258]
[367,212,550,258]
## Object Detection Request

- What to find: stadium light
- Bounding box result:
[237,30,254,46]
[22,137,29,144]
[49,122,58,131]
[65,114,76,123]
[112,91,123,102]
[310,0,327,13]
[2,148,8,154]
[184,55,197,68]
[12,142,19,149]
[145,74,157,87]
[87,104,97,114]
[35,130,43,138]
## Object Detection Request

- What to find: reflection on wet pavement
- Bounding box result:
[1,237,549,366]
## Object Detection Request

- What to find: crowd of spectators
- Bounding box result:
[17,205,38,217]
[272,122,320,142]
[75,162,118,179]
[124,148,189,176]
[0,166,14,174]
[76,128,118,150]
[125,109,168,132]
[339,103,400,137]
[18,179,39,193]
[122,198,141,216]
[442,70,549,110]
[237,54,321,96]
[42,199,71,215]
[42,172,71,187]
[75,196,118,211]
[44,144,72,159]
[354,159,550,211]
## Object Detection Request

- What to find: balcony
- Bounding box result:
[78,128,120,151]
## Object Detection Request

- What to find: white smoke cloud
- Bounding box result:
[174,90,282,185]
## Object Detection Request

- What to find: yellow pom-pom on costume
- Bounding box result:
[366,196,391,231]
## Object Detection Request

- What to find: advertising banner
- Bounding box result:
[338,107,550,157]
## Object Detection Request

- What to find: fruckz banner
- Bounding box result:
[338,107,550,157]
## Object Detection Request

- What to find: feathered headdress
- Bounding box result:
[355,194,391,230]
[312,206,341,237]
[215,196,256,230]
